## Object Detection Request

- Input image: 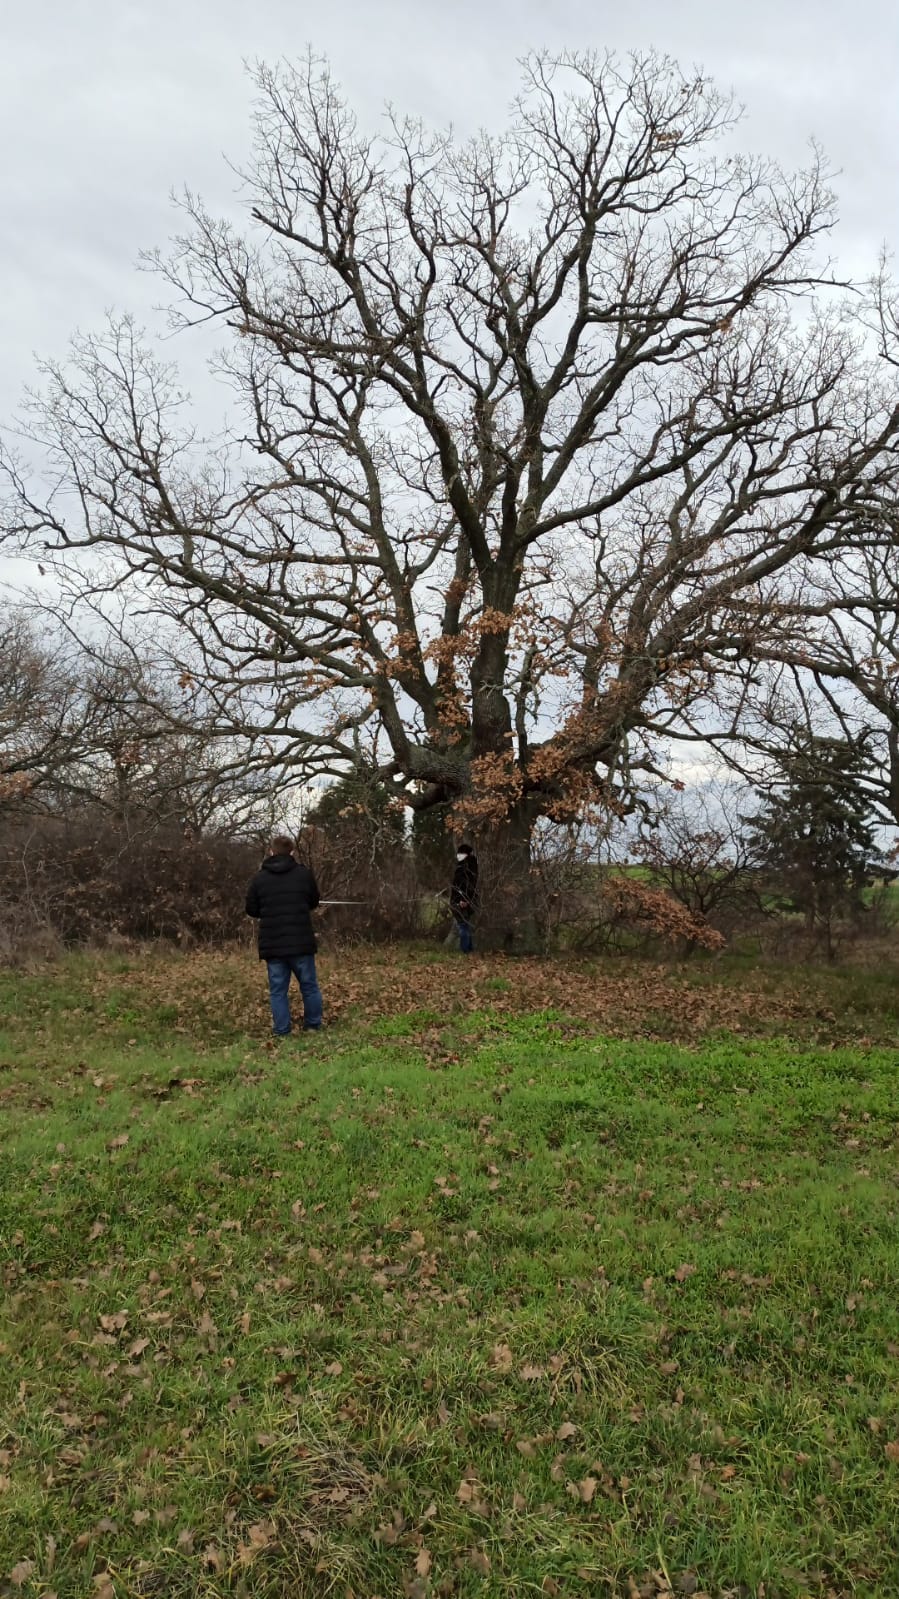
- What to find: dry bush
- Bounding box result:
[599,875,725,953]
[633,788,762,944]
[0,900,63,967]
[296,823,423,942]
[0,811,259,960]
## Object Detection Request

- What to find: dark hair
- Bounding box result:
[269,835,295,856]
[457,841,473,856]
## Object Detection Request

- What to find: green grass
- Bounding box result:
[1,953,899,1598]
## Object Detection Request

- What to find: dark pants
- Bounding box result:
[266,955,323,1035]
[453,912,474,954]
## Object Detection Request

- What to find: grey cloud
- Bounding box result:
[2,0,896,421]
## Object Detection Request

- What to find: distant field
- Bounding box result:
[1,949,898,1598]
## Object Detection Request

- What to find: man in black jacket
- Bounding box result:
[245,837,323,1035]
[450,841,479,954]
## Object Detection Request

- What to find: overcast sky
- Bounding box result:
[2,0,898,427]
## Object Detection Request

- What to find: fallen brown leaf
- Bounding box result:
[99,1311,128,1333]
[237,1519,275,1565]
[457,1478,490,1516]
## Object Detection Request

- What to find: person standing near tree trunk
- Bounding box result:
[450,841,479,954]
[245,836,323,1035]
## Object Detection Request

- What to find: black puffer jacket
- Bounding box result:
[245,855,321,959]
[450,852,479,915]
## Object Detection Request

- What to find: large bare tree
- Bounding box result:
[4,51,899,900]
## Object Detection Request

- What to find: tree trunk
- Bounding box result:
[476,806,542,955]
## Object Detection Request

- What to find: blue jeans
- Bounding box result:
[454,915,474,954]
[266,955,323,1035]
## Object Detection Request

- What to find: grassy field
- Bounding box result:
[1,947,899,1599]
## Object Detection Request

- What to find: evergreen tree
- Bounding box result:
[307,769,406,867]
[745,734,882,957]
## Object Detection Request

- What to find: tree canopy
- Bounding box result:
[4,50,899,855]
